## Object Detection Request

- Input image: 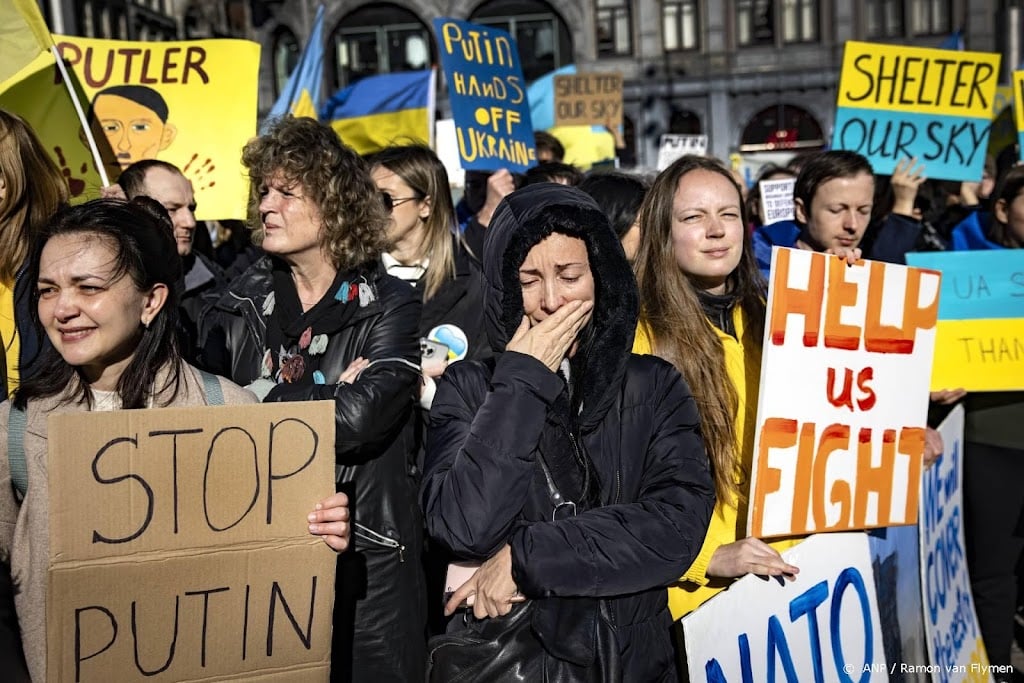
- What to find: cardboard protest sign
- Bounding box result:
[748,248,940,538]
[904,250,1024,391]
[919,406,995,682]
[682,533,888,681]
[433,17,535,172]
[47,401,336,682]
[553,72,622,128]
[38,35,257,218]
[833,41,1000,181]
[657,134,707,171]
[759,177,796,225]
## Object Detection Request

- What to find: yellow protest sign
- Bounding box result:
[836,41,999,119]
[50,35,260,219]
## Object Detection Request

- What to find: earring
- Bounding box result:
[142,319,150,330]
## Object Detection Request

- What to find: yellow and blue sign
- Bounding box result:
[833,41,1001,182]
[432,17,535,173]
[905,250,1024,391]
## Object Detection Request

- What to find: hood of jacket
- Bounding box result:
[481,182,638,429]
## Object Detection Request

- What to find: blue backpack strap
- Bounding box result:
[198,370,224,406]
[7,405,27,500]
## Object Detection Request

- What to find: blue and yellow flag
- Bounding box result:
[526,64,615,171]
[322,69,435,155]
[265,4,324,124]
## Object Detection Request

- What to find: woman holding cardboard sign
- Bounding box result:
[0,198,351,681]
[632,155,802,622]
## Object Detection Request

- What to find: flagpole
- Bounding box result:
[50,45,110,187]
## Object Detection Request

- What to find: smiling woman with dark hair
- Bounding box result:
[0,197,349,682]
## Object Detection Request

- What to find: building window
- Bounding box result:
[737,0,775,46]
[471,0,572,82]
[782,0,817,43]
[910,0,950,35]
[739,104,824,152]
[866,0,904,38]
[330,4,432,88]
[663,0,698,52]
[596,0,632,56]
[272,28,300,98]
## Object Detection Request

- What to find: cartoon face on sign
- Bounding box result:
[88,85,177,173]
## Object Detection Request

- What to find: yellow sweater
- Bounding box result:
[0,282,17,394]
[634,308,798,619]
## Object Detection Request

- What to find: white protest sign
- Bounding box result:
[760,177,796,224]
[748,248,940,538]
[657,134,708,170]
[919,405,995,682]
[682,533,887,681]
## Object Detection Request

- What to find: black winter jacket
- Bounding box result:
[421,184,715,680]
[415,237,490,362]
[198,256,426,682]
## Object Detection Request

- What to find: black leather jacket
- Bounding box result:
[198,256,426,681]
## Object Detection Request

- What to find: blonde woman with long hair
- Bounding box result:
[369,144,490,406]
[0,109,69,394]
[633,155,800,620]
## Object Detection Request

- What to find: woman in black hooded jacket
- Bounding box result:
[421,183,715,680]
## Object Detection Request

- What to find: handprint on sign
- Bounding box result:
[183,153,216,190]
[53,146,89,197]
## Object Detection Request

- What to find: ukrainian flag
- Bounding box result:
[526,64,616,171]
[265,4,325,124]
[321,69,435,155]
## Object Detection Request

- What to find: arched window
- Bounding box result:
[470,0,572,82]
[739,104,824,152]
[330,4,433,89]
[272,27,300,98]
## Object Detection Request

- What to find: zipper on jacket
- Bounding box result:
[353,522,406,562]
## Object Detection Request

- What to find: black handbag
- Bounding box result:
[425,449,622,682]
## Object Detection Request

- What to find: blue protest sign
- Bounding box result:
[432,17,536,172]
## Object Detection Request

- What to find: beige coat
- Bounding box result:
[0,364,256,682]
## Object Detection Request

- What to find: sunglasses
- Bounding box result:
[380,191,419,213]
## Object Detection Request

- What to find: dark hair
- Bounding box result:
[533,131,565,162]
[118,159,185,199]
[243,116,388,270]
[634,154,767,504]
[91,85,170,122]
[523,161,582,187]
[794,150,873,219]
[990,164,1024,248]
[578,171,649,240]
[15,197,183,410]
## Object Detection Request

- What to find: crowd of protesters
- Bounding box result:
[0,105,1020,682]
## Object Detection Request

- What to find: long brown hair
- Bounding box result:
[369,144,460,300]
[633,155,766,504]
[0,109,70,284]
